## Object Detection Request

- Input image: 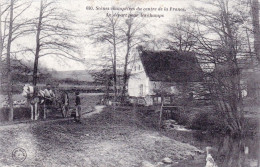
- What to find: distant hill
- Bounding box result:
[50,70,94,82]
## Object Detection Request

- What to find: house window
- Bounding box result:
[140,84,144,96]
[158,97,161,103]
[170,86,177,94]
[153,97,158,104]
[153,82,156,89]
[164,97,171,104]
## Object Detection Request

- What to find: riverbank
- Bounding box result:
[0,106,205,167]
[133,105,259,167]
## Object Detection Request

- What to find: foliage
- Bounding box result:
[0,106,31,122]
[162,0,257,135]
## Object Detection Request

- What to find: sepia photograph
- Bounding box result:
[0,0,259,166]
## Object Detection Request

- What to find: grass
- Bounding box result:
[0,104,205,167]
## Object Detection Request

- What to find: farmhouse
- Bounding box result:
[128,48,206,106]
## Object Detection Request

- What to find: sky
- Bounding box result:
[40,0,194,71]
[4,0,196,71]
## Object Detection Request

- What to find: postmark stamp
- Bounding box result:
[12,148,27,162]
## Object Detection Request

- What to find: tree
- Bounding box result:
[1,0,36,121]
[1,0,33,84]
[175,0,251,135]
[88,11,150,102]
[251,0,260,62]
[32,0,81,86]
[91,68,113,100]
[165,17,197,52]
[120,17,150,101]
[0,3,4,88]
[1,2,10,86]
[88,11,123,100]
[6,0,14,121]
[0,4,3,74]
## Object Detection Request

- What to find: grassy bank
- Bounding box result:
[133,105,259,167]
[0,106,205,167]
[158,104,260,136]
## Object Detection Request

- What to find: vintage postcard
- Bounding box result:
[0,0,259,166]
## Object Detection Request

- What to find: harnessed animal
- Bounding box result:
[22,84,46,120]
[22,84,69,120]
[55,90,70,118]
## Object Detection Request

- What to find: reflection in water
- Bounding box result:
[193,133,259,167]
[215,136,259,167]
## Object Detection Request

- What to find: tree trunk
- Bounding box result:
[246,28,253,63]
[122,20,132,102]
[111,18,117,101]
[252,0,260,62]
[6,0,14,121]
[33,0,43,86]
[105,73,110,104]
[0,4,3,86]
[223,5,243,135]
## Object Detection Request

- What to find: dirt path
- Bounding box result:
[0,106,204,167]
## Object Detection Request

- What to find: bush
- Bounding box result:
[0,106,31,122]
[189,111,211,130]
[175,110,192,125]
[0,84,24,95]
[188,110,228,133]
[172,107,229,133]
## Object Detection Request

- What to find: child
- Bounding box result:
[75,92,82,123]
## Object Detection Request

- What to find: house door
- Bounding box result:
[139,84,144,96]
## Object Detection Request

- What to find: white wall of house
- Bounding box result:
[128,60,150,97]
[128,61,180,98]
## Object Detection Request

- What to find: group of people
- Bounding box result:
[23,83,82,122]
[45,84,82,123]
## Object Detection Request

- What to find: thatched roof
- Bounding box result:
[139,50,204,82]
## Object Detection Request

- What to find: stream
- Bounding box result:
[164,120,259,167]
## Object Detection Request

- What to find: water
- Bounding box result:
[162,119,259,166]
[188,129,259,167]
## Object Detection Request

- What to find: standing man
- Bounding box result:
[75,92,82,123]
[43,83,55,119]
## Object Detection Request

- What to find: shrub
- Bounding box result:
[189,111,211,130]
[188,110,228,133]
[0,106,31,122]
[171,107,228,133]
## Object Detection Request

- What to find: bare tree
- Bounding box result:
[1,0,33,83]
[32,0,81,86]
[88,12,123,100]
[165,17,197,52]
[88,11,150,102]
[6,0,14,121]
[0,4,3,85]
[251,0,260,62]
[0,4,3,69]
[120,17,150,101]
[0,2,10,86]
[176,0,251,135]
[0,0,40,121]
